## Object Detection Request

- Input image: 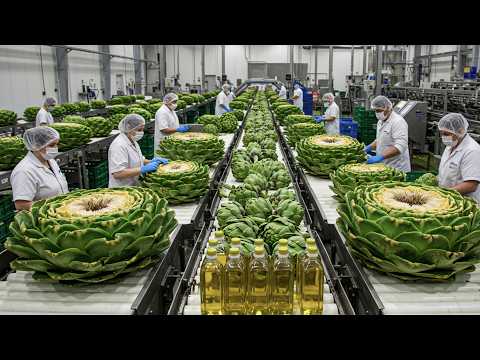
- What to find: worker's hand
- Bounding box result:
[226,107,233,112]
[151,157,169,165]
[176,125,190,133]
[364,144,372,153]
[315,115,325,123]
[141,161,160,175]
[366,154,384,164]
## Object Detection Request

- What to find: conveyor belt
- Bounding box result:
[281,126,480,315]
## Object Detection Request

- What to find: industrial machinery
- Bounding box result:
[393,100,428,150]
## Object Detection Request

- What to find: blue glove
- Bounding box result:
[151,157,169,165]
[364,144,372,153]
[315,115,325,123]
[176,125,189,133]
[367,155,384,164]
[141,161,160,175]
[226,107,232,112]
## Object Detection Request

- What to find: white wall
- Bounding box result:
[110,45,136,96]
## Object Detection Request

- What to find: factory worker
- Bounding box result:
[10,126,69,211]
[215,84,233,115]
[364,95,411,172]
[154,92,190,152]
[36,97,56,127]
[109,114,168,188]
[278,83,287,100]
[437,113,480,203]
[291,84,303,112]
[322,92,340,135]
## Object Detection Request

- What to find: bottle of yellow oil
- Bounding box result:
[208,238,226,266]
[200,247,224,315]
[299,245,324,315]
[224,247,246,315]
[271,246,294,315]
[296,238,317,298]
[214,230,225,243]
[230,237,249,268]
[247,245,271,315]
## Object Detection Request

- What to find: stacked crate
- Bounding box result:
[339,118,358,138]
[138,134,155,159]
[354,106,377,145]
[0,193,15,250]
[87,161,109,189]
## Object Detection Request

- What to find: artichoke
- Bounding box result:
[62,103,79,115]
[156,132,225,165]
[63,115,87,126]
[136,94,145,100]
[223,217,259,240]
[177,100,187,110]
[148,103,163,114]
[0,109,18,126]
[134,100,150,110]
[231,158,252,181]
[128,107,152,121]
[337,182,480,281]
[76,101,91,113]
[269,188,297,205]
[108,114,126,128]
[108,104,128,116]
[245,198,273,221]
[198,115,219,126]
[271,100,289,111]
[141,160,209,204]
[181,95,194,105]
[23,107,40,122]
[415,173,438,186]
[297,135,366,177]
[258,216,299,248]
[5,187,177,284]
[244,173,269,193]
[219,113,238,133]
[217,201,245,228]
[286,122,326,147]
[91,100,106,109]
[49,123,92,151]
[203,124,219,135]
[108,97,123,105]
[50,105,66,118]
[232,110,244,122]
[330,163,406,202]
[85,116,114,137]
[0,136,27,170]
[276,199,304,226]
[225,185,258,208]
[283,114,315,127]
[230,101,247,110]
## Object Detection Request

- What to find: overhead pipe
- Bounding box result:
[375,45,383,95]
[314,47,318,89]
[46,44,155,63]
[221,45,226,80]
[363,46,367,76]
[328,46,333,92]
[350,45,354,77]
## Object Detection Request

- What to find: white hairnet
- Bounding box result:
[371,96,393,110]
[118,114,145,133]
[323,93,334,101]
[44,97,56,106]
[438,113,469,137]
[23,126,60,151]
[294,84,300,89]
[163,93,178,104]
[222,84,231,91]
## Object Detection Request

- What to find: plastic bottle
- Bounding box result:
[296,238,317,291]
[200,247,223,315]
[299,245,324,315]
[247,245,271,315]
[230,237,249,268]
[208,238,226,266]
[224,247,246,315]
[214,230,225,243]
[271,246,294,315]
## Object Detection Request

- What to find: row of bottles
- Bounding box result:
[200,235,324,315]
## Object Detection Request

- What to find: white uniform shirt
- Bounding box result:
[11,151,69,202]
[215,91,232,115]
[279,86,287,99]
[154,104,179,151]
[376,111,411,172]
[438,134,480,203]
[324,102,340,135]
[293,88,303,111]
[35,107,54,127]
[108,133,145,188]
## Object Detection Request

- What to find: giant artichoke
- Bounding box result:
[219,113,238,133]
[49,123,92,151]
[0,109,17,126]
[0,137,27,170]
[5,187,177,284]
[85,116,114,137]
[283,114,315,127]
[286,122,326,147]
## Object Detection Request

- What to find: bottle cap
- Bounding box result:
[278,246,288,255]
[306,238,316,246]
[229,247,240,256]
[207,247,217,257]
[254,239,264,246]
[307,245,318,254]
[278,239,288,246]
[231,238,241,246]
[214,230,224,238]
[254,246,264,255]
[208,239,218,247]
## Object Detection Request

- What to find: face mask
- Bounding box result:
[441,135,457,147]
[225,90,230,95]
[133,131,144,142]
[324,102,330,107]
[375,111,387,121]
[43,146,58,160]
[169,103,178,111]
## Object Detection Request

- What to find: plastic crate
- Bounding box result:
[0,221,9,241]
[87,160,109,189]
[0,194,14,215]
[340,119,358,138]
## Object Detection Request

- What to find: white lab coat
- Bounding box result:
[438,134,480,203]
[375,111,411,172]
[35,107,54,127]
[108,133,145,188]
[324,102,340,135]
[279,86,287,99]
[154,104,179,152]
[293,88,303,111]
[215,91,232,115]
[11,151,69,202]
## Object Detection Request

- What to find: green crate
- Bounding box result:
[87,160,109,189]
[0,221,9,241]
[138,134,154,148]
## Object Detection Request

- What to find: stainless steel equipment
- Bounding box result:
[393,100,428,148]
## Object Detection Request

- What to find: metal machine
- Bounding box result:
[393,100,428,149]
